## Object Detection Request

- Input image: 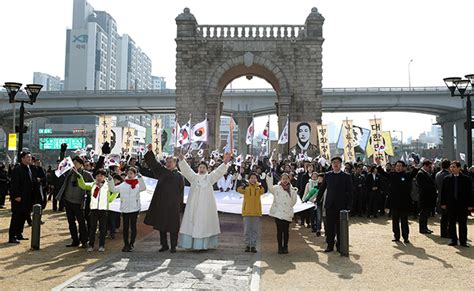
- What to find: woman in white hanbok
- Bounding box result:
[177,155,230,250]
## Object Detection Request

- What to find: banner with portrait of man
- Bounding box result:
[337,125,370,156]
[289,121,319,159]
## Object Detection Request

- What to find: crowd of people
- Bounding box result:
[1,142,473,257]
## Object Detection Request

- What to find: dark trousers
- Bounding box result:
[275,218,290,249]
[448,210,468,244]
[325,208,341,250]
[9,206,27,240]
[108,211,121,234]
[0,190,6,206]
[351,190,366,216]
[419,207,431,231]
[122,212,139,247]
[391,209,409,240]
[52,195,64,211]
[160,231,178,249]
[64,200,88,244]
[89,209,107,247]
[367,191,379,216]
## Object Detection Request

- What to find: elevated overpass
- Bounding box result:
[0,86,468,159]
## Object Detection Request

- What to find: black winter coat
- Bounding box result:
[143,151,184,233]
[416,169,437,209]
[440,174,473,213]
[387,172,412,211]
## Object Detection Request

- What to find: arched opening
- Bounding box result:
[218,72,279,156]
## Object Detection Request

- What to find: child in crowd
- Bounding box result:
[236,173,265,253]
[303,172,320,235]
[77,169,118,252]
[108,167,146,252]
[266,173,298,254]
[107,174,123,240]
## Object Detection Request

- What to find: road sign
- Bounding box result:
[8,133,17,151]
[39,137,85,150]
[39,128,53,134]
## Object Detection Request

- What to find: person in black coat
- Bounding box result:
[0,163,9,208]
[8,152,38,243]
[144,144,184,253]
[416,160,437,234]
[351,165,367,217]
[319,156,353,253]
[366,165,383,218]
[440,161,474,247]
[387,161,412,243]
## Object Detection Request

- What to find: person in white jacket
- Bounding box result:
[108,167,146,252]
[177,153,230,250]
[266,172,298,254]
[217,171,233,192]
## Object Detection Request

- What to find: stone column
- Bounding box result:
[455,119,467,162]
[441,121,455,160]
[236,112,252,156]
[206,100,221,151]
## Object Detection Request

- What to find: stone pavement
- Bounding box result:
[55,213,258,290]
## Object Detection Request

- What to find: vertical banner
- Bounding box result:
[368,118,387,165]
[151,117,162,156]
[97,116,113,153]
[316,125,331,160]
[8,133,17,151]
[342,119,356,162]
[110,127,123,155]
[122,127,136,154]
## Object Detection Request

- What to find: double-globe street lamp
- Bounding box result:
[443,74,474,167]
[3,82,42,162]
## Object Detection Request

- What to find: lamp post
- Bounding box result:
[3,82,42,162]
[392,130,404,153]
[408,59,413,90]
[443,74,474,166]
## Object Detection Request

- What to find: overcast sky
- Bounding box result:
[1,0,473,141]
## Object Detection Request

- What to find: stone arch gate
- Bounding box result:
[175,7,324,154]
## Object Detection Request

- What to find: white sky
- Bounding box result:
[1,0,473,141]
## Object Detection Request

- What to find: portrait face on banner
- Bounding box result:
[289,121,319,158]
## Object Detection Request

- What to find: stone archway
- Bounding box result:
[175,7,324,153]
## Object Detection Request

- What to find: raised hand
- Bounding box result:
[224,153,231,164]
[102,142,111,155]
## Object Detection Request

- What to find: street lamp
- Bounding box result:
[392,130,404,153]
[443,74,474,166]
[3,82,42,162]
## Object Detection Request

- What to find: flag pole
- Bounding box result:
[250,114,254,157]
[267,115,271,156]
[286,114,290,157]
[230,113,234,160]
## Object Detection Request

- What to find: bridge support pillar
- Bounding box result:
[441,121,455,161]
[455,119,469,163]
[236,112,252,157]
[277,101,291,157]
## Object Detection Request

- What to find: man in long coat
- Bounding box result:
[144,144,184,253]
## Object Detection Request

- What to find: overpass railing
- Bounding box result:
[196,25,306,39]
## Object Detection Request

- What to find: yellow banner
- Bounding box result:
[366,131,394,157]
[367,118,392,165]
[8,133,17,151]
[342,120,356,162]
[122,127,136,154]
[316,124,331,161]
[151,118,162,156]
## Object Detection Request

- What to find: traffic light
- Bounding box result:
[15,126,28,133]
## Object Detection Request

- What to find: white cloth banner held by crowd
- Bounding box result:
[278,117,289,145]
[316,124,331,161]
[342,119,356,162]
[122,127,136,154]
[55,157,74,177]
[190,117,208,143]
[369,117,387,165]
[151,118,162,156]
[108,176,314,215]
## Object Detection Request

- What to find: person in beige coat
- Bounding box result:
[266,173,298,254]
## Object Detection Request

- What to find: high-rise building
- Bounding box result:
[152,76,167,90]
[117,35,152,90]
[33,72,63,91]
[64,0,151,91]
